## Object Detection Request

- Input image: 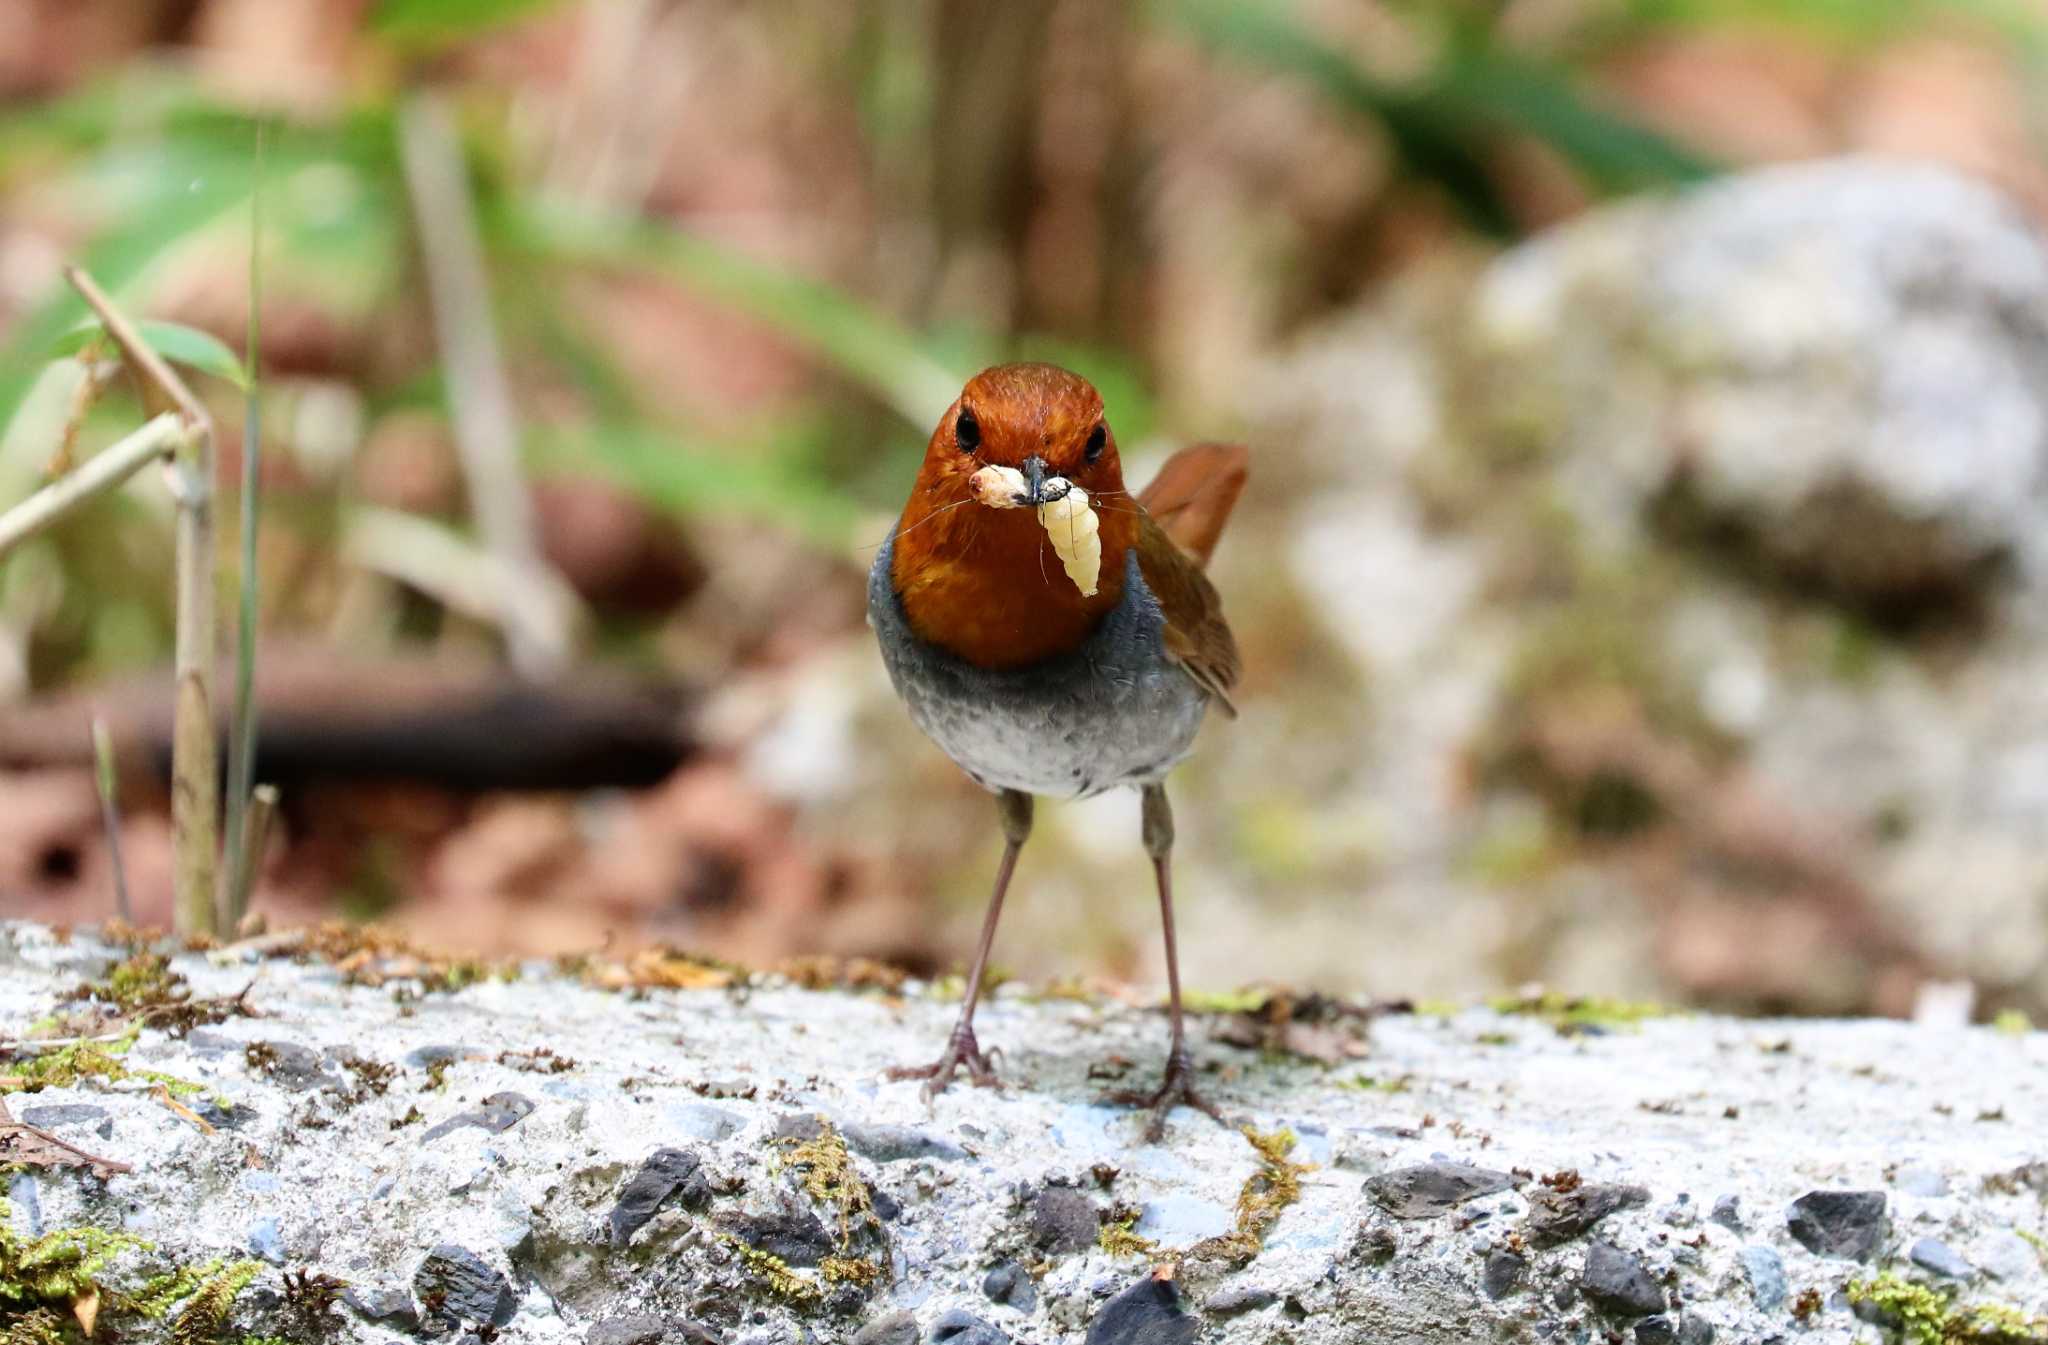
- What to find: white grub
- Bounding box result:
[969,464,1029,507]
[1038,486,1100,596]
[966,465,1100,595]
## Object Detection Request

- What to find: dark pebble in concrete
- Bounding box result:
[715,1209,835,1268]
[1637,1316,1714,1345]
[422,1091,536,1143]
[1204,1286,1278,1316]
[609,1148,710,1248]
[1709,1196,1742,1232]
[1527,1182,1649,1247]
[1581,1243,1666,1318]
[1086,1276,1197,1345]
[1030,1185,1100,1255]
[982,1260,1038,1312]
[249,1040,334,1092]
[931,1308,1011,1345]
[1786,1191,1888,1262]
[342,1286,419,1331]
[1483,1250,1527,1300]
[841,1120,967,1164]
[1364,1162,1514,1219]
[19,1104,111,1138]
[412,1244,517,1330]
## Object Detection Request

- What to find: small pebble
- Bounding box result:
[1908,1238,1973,1280]
[1738,1246,1786,1312]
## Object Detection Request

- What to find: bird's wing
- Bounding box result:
[1134,442,1248,570]
[1130,448,1236,720]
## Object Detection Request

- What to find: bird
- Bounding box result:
[867,361,1247,1140]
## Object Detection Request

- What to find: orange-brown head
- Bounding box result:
[890,363,1139,669]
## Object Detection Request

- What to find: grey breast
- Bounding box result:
[868,531,1211,798]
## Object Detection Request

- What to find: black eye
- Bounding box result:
[1084,423,1107,462]
[955,409,980,452]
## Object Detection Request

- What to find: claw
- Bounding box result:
[886,1023,1002,1100]
[1103,1046,1228,1143]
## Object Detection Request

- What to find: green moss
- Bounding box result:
[1992,1010,2032,1036]
[167,1259,262,1345]
[1339,1074,1412,1094]
[0,1027,205,1097]
[124,1260,216,1318]
[0,1199,147,1318]
[723,1237,820,1302]
[782,1119,880,1249]
[0,1309,66,1345]
[1846,1272,2048,1345]
[1488,990,1673,1032]
[1215,1128,1308,1263]
[1179,988,1273,1016]
[1096,1207,1157,1260]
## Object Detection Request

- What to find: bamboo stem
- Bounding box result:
[63,266,221,939]
[0,413,187,561]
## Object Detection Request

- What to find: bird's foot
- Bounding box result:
[1103,1045,1228,1143]
[885,1023,1001,1103]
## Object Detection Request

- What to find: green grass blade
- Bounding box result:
[508,199,965,428]
[224,121,267,929]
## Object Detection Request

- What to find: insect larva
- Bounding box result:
[965,465,1101,596]
[1037,487,1100,597]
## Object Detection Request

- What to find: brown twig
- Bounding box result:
[63,265,220,938]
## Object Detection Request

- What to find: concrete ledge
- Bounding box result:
[1,923,2044,1344]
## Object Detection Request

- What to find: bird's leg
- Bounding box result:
[887,789,1032,1099]
[1104,783,1229,1142]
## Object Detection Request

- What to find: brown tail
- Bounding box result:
[1135,443,1249,570]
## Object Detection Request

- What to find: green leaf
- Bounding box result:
[1162,0,1716,234]
[372,0,567,45]
[51,318,249,389]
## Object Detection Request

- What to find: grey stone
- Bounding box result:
[1709,1196,1743,1232]
[1739,1246,1787,1311]
[930,1309,1010,1345]
[1086,1277,1197,1345]
[850,1310,919,1345]
[6,1175,39,1238]
[342,1286,418,1330]
[412,1244,517,1330]
[1365,1162,1514,1219]
[247,1216,285,1265]
[1909,1238,1974,1280]
[1582,1243,1665,1318]
[1204,1286,1278,1316]
[841,1120,967,1163]
[982,1260,1038,1312]
[588,1314,724,1345]
[1482,1250,1527,1300]
[422,1091,536,1142]
[1786,1191,1888,1261]
[247,1039,333,1091]
[1030,1185,1099,1254]
[608,1148,710,1248]
[195,1100,256,1131]
[1527,1181,1650,1247]
[715,1209,834,1268]
[406,1043,471,1068]
[18,1104,111,1137]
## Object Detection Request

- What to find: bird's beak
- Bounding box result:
[1020,455,1049,507]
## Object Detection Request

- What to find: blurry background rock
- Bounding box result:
[3,0,2048,1019]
